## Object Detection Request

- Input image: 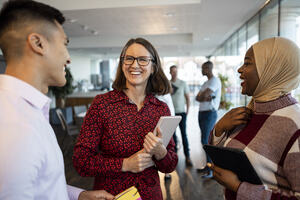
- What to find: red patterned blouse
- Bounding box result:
[73,90,178,200]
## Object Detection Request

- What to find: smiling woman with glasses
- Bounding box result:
[113,37,171,94]
[122,56,154,66]
[73,37,178,200]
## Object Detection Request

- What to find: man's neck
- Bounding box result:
[171,77,177,82]
[207,73,213,80]
[5,62,48,94]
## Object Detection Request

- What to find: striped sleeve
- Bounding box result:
[237,132,300,200]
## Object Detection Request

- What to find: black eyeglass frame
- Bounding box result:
[121,56,154,66]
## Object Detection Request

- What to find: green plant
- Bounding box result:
[49,67,76,99]
[218,74,233,110]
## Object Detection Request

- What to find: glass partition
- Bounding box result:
[260,1,278,40]
[238,25,247,56]
[247,15,259,48]
[280,0,300,47]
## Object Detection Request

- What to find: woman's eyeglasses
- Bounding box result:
[122,56,154,66]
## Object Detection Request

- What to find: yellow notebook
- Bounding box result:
[115,186,142,200]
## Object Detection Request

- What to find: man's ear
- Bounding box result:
[27,33,47,56]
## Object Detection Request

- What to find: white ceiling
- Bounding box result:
[1,0,267,58]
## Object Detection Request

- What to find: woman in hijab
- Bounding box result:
[209,37,300,200]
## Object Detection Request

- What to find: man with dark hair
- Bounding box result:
[0,1,114,199]
[196,61,221,178]
[169,65,193,167]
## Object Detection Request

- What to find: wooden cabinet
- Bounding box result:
[65,91,106,107]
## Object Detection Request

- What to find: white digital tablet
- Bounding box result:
[153,116,182,147]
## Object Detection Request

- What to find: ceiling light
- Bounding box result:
[204,37,210,41]
[165,13,174,17]
[68,18,78,23]
[264,0,271,5]
[171,26,178,31]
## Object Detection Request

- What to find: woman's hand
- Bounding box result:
[215,107,252,136]
[122,149,154,173]
[143,127,167,160]
[207,163,241,192]
[78,190,114,200]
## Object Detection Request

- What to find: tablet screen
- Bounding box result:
[154,116,182,147]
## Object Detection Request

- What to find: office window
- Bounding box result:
[231,33,238,56]
[225,39,231,56]
[215,46,225,56]
[260,1,278,40]
[280,0,300,101]
[280,0,300,47]
[238,26,247,56]
[247,15,259,48]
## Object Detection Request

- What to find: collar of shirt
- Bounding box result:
[0,75,51,120]
[110,90,162,106]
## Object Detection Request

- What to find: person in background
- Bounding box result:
[169,65,193,167]
[73,38,178,200]
[196,61,221,178]
[156,92,175,180]
[0,0,113,200]
[209,37,300,200]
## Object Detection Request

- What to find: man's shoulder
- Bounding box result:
[173,79,186,86]
[210,76,219,81]
[0,91,22,115]
[178,78,186,83]
[210,76,222,85]
[0,98,46,162]
[0,92,43,130]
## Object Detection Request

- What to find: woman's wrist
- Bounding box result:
[215,123,225,137]
[121,158,128,172]
[155,148,167,160]
[232,180,242,192]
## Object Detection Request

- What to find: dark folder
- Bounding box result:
[203,145,262,185]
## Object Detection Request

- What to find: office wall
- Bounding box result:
[0,53,92,79]
[69,54,92,83]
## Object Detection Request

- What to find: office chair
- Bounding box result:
[55,108,79,156]
[73,105,87,115]
[73,105,87,128]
